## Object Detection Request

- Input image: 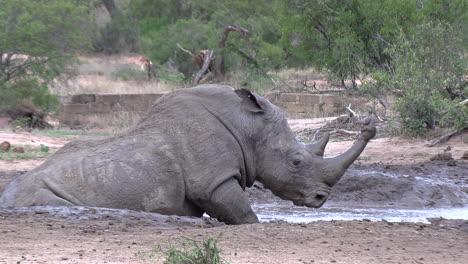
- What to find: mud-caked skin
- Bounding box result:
[0,85,376,224]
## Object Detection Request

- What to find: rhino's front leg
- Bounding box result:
[205,178,259,225]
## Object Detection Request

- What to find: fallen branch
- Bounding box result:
[345,104,358,117]
[330,129,360,136]
[427,129,467,147]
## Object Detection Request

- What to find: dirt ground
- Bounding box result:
[0,123,467,264]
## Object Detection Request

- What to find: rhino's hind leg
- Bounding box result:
[1,181,75,208]
[204,178,259,225]
[33,188,76,207]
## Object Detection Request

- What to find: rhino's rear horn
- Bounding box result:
[306,132,330,157]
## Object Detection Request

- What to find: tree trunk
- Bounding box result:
[218,25,249,77]
[102,0,119,18]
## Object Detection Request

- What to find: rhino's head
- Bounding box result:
[236,89,376,208]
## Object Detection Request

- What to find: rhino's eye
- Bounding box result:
[293,159,301,166]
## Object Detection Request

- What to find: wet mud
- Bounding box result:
[1,161,467,263]
[248,161,468,208]
[1,161,467,230]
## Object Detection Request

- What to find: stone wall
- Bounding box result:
[265,92,368,118]
[59,93,167,129]
[59,92,368,128]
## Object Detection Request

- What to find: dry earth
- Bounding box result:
[0,122,467,264]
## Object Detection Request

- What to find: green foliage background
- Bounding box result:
[0,0,96,111]
[0,0,466,135]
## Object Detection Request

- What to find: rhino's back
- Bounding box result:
[0,134,192,214]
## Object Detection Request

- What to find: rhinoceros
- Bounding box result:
[0,85,376,224]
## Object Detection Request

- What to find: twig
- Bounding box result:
[176,43,195,57]
[346,104,358,117]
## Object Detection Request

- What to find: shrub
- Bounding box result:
[365,21,467,136]
[138,234,229,264]
[113,67,147,81]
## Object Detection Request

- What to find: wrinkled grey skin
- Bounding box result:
[0,85,376,224]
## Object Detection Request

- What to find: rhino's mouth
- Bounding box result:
[293,190,329,208]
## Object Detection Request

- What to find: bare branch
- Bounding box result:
[330,129,360,136]
[218,25,250,49]
[218,25,250,76]
[194,49,214,84]
[373,33,394,48]
[317,0,339,15]
[346,104,358,117]
[427,129,467,147]
[176,43,195,57]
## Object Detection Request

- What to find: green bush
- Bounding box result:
[365,21,467,136]
[40,144,50,153]
[138,234,229,264]
[113,67,147,81]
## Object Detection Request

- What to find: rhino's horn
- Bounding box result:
[306,132,330,157]
[322,136,371,186]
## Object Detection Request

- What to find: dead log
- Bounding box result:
[177,25,251,82]
[194,49,214,84]
[4,101,52,129]
[177,44,215,83]
[330,129,360,136]
[427,129,467,147]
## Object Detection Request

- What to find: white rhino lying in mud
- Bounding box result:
[0,85,376,224]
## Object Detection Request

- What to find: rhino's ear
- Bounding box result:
[235,89,264,113]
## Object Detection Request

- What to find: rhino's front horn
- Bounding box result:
[306,132,330,157]
[322,119,376,186]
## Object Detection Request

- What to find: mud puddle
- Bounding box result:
[252,203,468,223]
[249,162,468,224]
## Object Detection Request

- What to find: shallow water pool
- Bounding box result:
[253,203,468,224]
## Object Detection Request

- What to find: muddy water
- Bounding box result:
[248,162,468,224]
[252,204,468,224]
[1,162,467,225]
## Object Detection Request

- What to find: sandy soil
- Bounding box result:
[0,123,467,264]
[1,210,466,264]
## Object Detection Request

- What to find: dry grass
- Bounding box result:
[50,55,177,96]
[269,67,326,82]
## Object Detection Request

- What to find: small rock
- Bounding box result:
[447,160,457,166]
[0,141,10,152]
[461,151,468,160]
[429,152,453,161]
[12,147,25,153]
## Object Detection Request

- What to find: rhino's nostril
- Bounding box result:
[315,194,326,200]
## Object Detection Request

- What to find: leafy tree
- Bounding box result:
[0,0,96,111]
[129,0,284,81]
[369,21,467,136]
[280,0,466,135]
